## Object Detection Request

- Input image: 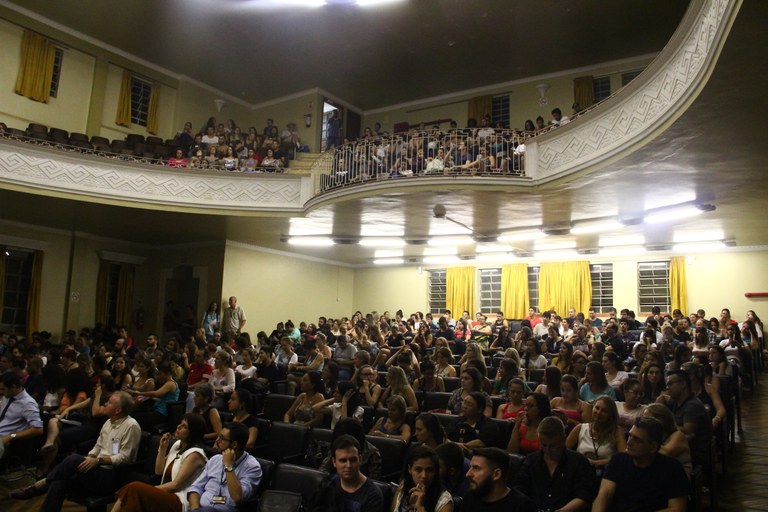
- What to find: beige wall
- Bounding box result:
[221,243,354,333]
[172,80,256,142]
[352,266,429,317]
[364,56,654,133]
[251,92,322,153]
[0,18,95,134]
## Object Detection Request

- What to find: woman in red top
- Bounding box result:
[167,148,188,168]
[507,392,551,454]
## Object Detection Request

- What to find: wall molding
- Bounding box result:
[527,0,741,182]
[0,138,313,213]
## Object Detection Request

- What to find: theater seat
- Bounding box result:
[253,422,310,463]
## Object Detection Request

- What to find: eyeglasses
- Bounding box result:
[217,435,231,442]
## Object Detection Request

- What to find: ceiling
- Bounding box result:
[4,0,688,110]
[1,0,766,266]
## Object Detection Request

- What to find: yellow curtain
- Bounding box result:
[25,250,44,338]
[15,30,56,103]
[538,261,592,315]
[573,76,595,110]
[467,95,493,124]
[116,263,135,326]
[501,263,529,319]
[115,70,132,127]
[95,260,110,325]
[147,84,160,134]
[446,267,476,318]
[670,256,689,315]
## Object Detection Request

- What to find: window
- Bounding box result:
[130,76,153,127]
[428,269,446,314]
[590,263,614,313]
[528,265,540,311]
[1,248,34,335]
[479,268,502,314]
[621,68,644,87]
[491,95,510,128]
[593,76,611,103]
[49,47,63,98]
[638,261,671,314]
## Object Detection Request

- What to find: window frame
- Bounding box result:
[478,267,502,315]
[428,269,447,315]
[593,75,612,103]
[1,248,34,335]
[589,263,614,313]
[130,75,153,127]
[637,261,671,314]
[491,95,510,129]
[49,46,64,99]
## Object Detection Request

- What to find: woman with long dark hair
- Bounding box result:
[111,414,207,512]
[392,445,453,512]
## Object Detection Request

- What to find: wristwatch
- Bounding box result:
[224,464,234,472]
[9,433,16,441]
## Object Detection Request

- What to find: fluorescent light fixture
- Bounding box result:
[288,219,330,236]
[534,241,576,250]
[672,229,724,243]
[535,249,579,260]
[599,235,645,247]
[427,236,474,247]
[643,192,697,211]
[373,258,405,265]
[476,243,514,253]
[359,238,406,247]
[475,252,517,262]
[599,246,647,257]
[269,0,325,7]
[374,249,403,258]
[286,237,334,246]
[498,230,546,242]
[673,241,727,253]
[423,255,460,264]
[423,247,458,256]
[570,220,624,235]
[644,205,703,224]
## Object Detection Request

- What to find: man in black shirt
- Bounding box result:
[515,417,594,510]
[463,447,536,512]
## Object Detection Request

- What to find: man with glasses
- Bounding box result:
[187,422,261,511]
[515,416,594,511]
[657,369,712,466]
[593,417,688,512]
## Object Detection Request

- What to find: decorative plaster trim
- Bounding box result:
[528,0,741,182]
[0,139,312,212]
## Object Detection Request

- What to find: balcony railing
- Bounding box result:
[318,129,533,192]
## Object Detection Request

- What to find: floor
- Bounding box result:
[2,381,765,512]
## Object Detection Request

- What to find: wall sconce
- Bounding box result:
[213,99,227,112]
[535,83,550,107]
[304,113,312,128]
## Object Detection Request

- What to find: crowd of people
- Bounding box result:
[166,117,310,172]
[0,301,760,511]
[324,108,570,186]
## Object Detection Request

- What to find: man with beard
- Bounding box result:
[463,447,536,512]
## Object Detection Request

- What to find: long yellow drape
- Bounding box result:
[15,30,56,103]
[26,251,44,337]
[573,76,595,109]
[538,261,592,315]
[115,70,132,127]
[670,256,689,315]
[446,267,476,319]
[501,263,529,319]
[95,260,110,324]
[116,263,135,326]
[147,84,160,135]
[467,95,493,124]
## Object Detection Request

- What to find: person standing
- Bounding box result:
[222,297,246,338]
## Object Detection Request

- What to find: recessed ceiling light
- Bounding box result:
[570,220,624,235]
[359,238,406,247]
[286,237,334,246]
[498,230,546,242]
